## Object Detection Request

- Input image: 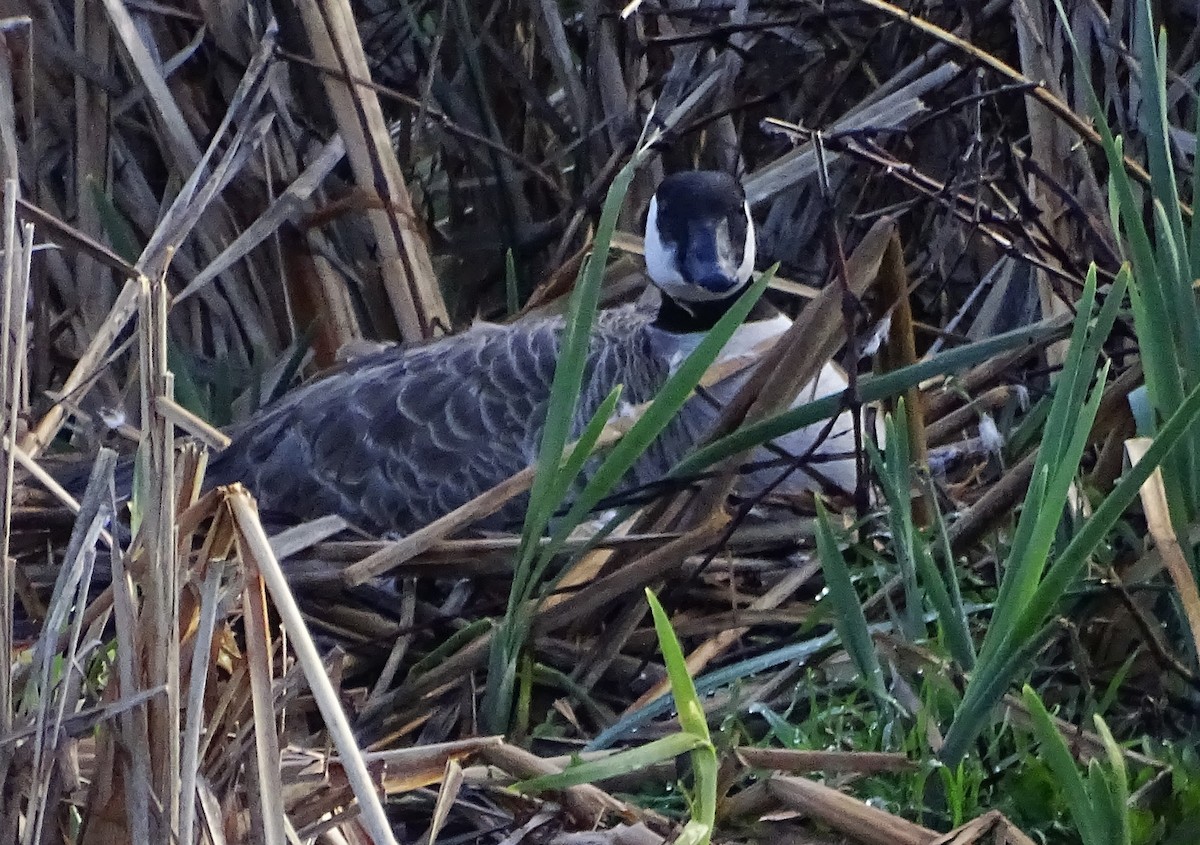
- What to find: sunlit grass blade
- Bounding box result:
[513,589,717,845]
[646,588,709,742]
[646,588,716,845]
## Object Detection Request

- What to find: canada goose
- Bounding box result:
[191,171,859,535]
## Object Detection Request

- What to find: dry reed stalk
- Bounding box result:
[1127,438,1200,660]
[172,134,347,305]
[854,0,1168,211]
[477,741,636,828]
[1011,2,1090,370]
[296,0,449,341]
[929,810,1038,845]
[424,757,463,845]
[744,64,961,205]
[360,735,503,787]
[137,266,181,842]
[239,527,288,845]
[925,386,1013,447]
[0,18,30,836]
[737,748,918,775]
[229,487,398,844]
[876,232,930,522]
[24,464,107,844]
[767,774,938,845]
[72,0,115,341]
[16,276,139,455]
[358,514,733,742]
[178,562,224,845]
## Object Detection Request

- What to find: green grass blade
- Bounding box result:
[646,588,710,742]
[940,622,1056,764]
[1136,5,1188,262]
[515,385,623,598]
[814,499,887,702]
[867,418,971,663]
[924,474,975,668]
[978,267,1125,668]
[486,150,647,732]
[548,386,624,509]
[486,125,667,732]
[528,268,772,590]
[1036,265,1098,463]
[866,410,922,641]
[520,157,643,551]
[512,732,705,793]
[942,358,1200,764]
[1060,0,1200,522]
[974,363,1108,670]
[676,316,1072,478]
[1190,103,1200,282]
[646,588,716,845]
[1021,685,1103,845]
[1094,716,1132,845]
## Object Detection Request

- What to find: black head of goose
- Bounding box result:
[201,170,852,535]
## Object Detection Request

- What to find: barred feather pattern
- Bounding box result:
[206,306,708,535]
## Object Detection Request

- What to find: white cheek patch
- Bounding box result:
[737,202,756,282]
[644,196,687,292]
[644,195,759,302]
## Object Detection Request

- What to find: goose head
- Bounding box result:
[644,171,756,304]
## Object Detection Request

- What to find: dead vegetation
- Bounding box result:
[3,0,1200,842]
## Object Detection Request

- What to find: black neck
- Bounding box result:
[653,290,780,333]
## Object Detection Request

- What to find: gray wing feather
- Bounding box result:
[207,307,693,535]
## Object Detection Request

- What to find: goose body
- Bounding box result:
[201,172,858,534]
[207,305,704,534]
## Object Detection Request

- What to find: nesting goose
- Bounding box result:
[202,171,857,535]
